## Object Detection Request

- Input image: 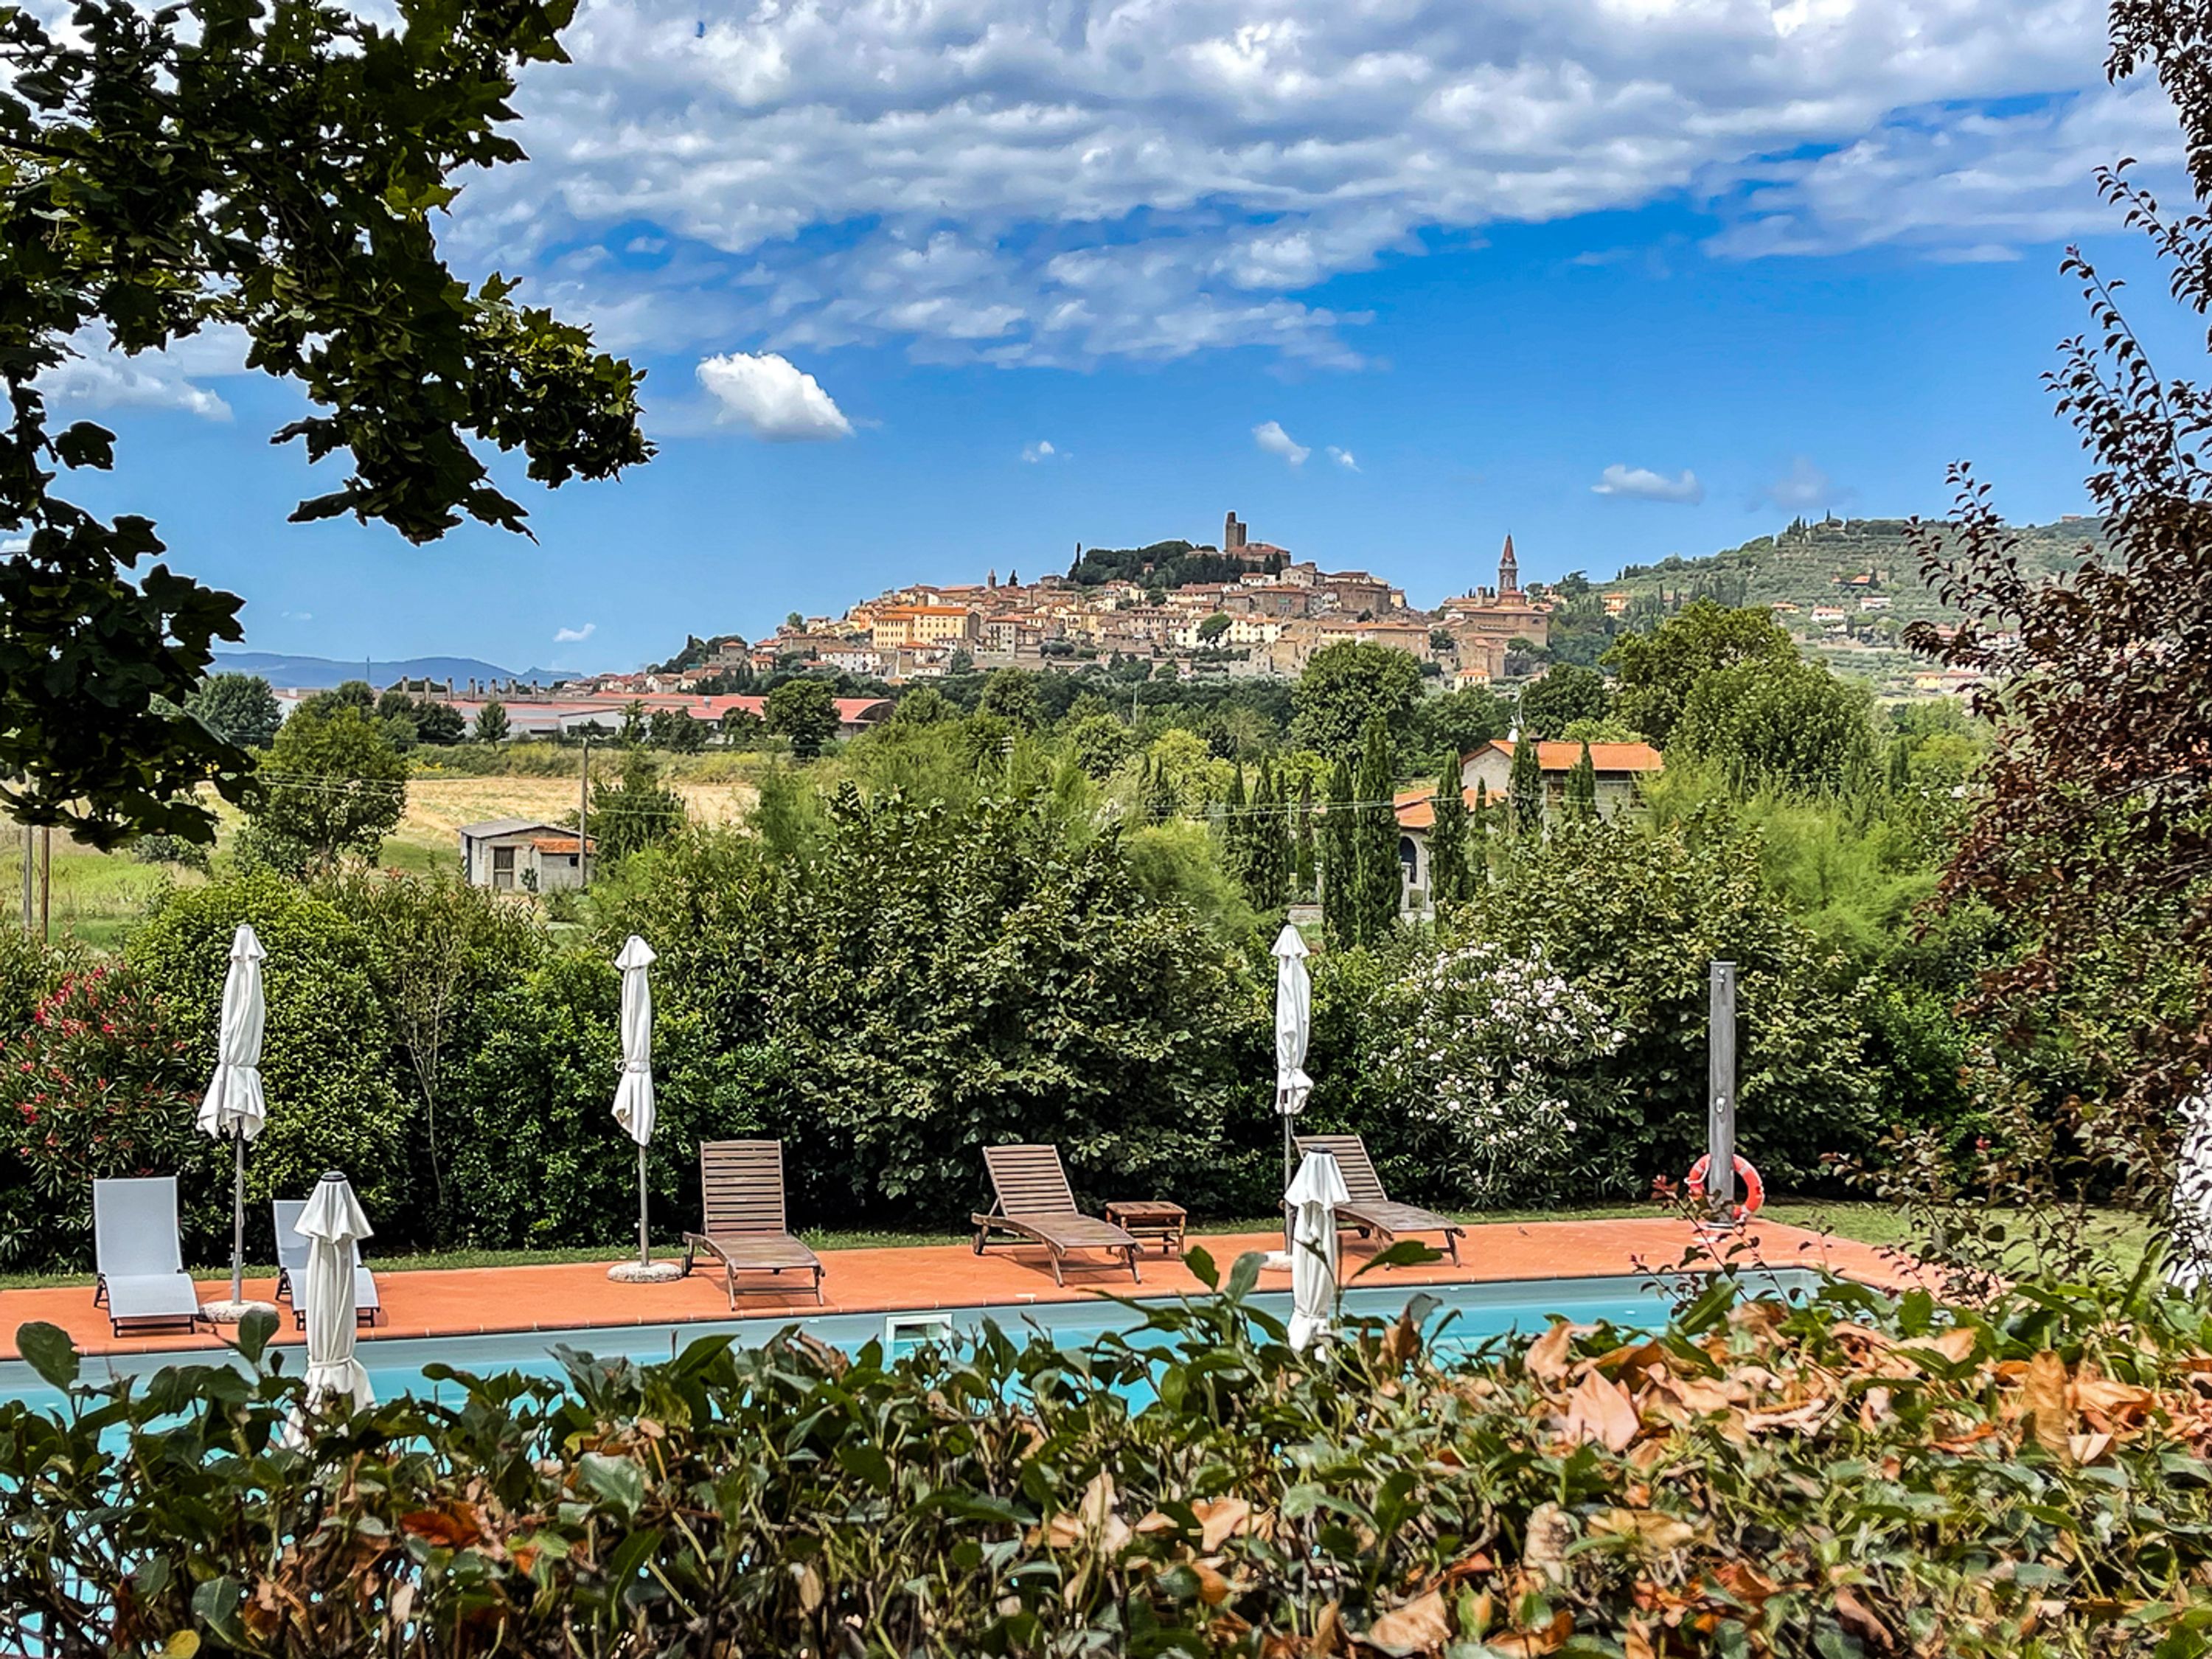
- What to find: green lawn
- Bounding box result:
[3,1200,2153,1291]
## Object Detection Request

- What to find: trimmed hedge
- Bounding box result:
[7,1264,2212,1655]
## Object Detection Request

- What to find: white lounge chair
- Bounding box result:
[271,1197,381,1329]
[92,1177,201,1336]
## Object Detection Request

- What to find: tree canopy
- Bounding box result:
[1604,601,1798,748]
[1290,641,1423,760]
[0,0,645,846]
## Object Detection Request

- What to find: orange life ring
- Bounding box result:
[1685,1153,1764,1221]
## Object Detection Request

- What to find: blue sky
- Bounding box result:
[43,0,2190,675]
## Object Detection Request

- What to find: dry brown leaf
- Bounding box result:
[1590,1507,1703,1554]
[2074,1377,2157,1430]
[1709,1560,1782,1611]
[1590,1340,1673,1384]
[2068,1430,2114,1465]
[1562,1371,1643,1453]
[1190,1561,1231,1605]
[1381,1311,1422,1369]
[1523,1320,1579,1381]
[1489,1610,1573,1657]
[1314,1601,1346,1656]
[1832,1585,1896,1651]
[1624,1617,1658,1659]
[1743,1399,1831,1435]
[1364,1589,1451,1652]
[1192,1496,1256,1552]
[1044,1469,1130,1553]
[1524,1501,1575,1587]
[1729,1300,1787,1340]
[2022,1350,2073,1458]
[795,1562,825,1615]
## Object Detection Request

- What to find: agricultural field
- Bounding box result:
[0,761,758,948]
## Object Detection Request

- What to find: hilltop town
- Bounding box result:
[557,512,1552,706]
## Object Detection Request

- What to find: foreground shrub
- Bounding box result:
[125,871,409,1247]
[0,964,209,1266]
[9,1265,2212,1656]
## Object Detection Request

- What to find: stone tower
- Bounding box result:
[1223,511,1248,552]
[1498,534,1520,597]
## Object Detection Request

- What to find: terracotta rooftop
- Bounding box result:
[0,1218,1916,1363]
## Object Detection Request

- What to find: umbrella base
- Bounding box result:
[607,1260,685,1284]
[1259,1251,1294,1271]
[201,1298,279,1325]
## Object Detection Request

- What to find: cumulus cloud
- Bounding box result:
[1763,456,1844,513]
[281,610,314,623]
[1593,464,1704,504]
[1254,421,1310,467]
[554,622,598,643]
[695,352,854,442]
[1021,439,1062,462]
[437,0,2152,370]
[1327,446,1360,472]
[38,325,248,421]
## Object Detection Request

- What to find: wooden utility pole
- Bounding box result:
[17,821,30,936]
[1708,960,1737,1216]
[578,737,592,886]
[38,825,49,941]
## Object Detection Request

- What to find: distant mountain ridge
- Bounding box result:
[212,652,584,688]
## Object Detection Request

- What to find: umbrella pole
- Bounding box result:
[638,1143,650,1270]
[1282,1107,1295,1250]
[230,1127,246,1307]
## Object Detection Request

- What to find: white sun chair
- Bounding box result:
[271,1197,382,1328]
[91,1176,202,1337]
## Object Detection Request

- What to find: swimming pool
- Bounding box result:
[0,1268,1821,1416]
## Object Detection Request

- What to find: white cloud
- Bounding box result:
[1253,420,1310,467]
[1326,445,1360,472]
[1593,463,1704,504]
[282,610,314,622]
[695,351,854,442]
[554,622,598,643]
[1763,456,1843,512]
[38,325,249,422]
[0,536,27,554]
[1021,439,1062,462]
[437,0,2157,369]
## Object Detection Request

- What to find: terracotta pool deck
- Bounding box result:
[0,1217,1918,1363]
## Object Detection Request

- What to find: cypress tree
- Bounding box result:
[1293,773,1318,901]
[1221,762,1251,887]
[1321,758,1357,950]
[1427,748,1468,909]
[1509,735,1545,838]
[1470,778,1492,888]
[1886,737,1913,794]
[1564,740,1598,821]
[1250,759,1289,910]
[1351,716,1401,944]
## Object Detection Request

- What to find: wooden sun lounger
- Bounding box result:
[971,1144,1141,1287]
[1295,1134,1464,1265]
[681,1141,824,1308]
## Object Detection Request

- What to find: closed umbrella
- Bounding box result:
[2174,1088,2212,1290]
[197,923,269,1321]
[1285,1147,1349,1353]
[1273,922,1314,1194]
[610,936,678,1281]
[296,1169,374,1413]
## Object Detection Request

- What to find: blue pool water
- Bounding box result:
[0,1269,1820,1418]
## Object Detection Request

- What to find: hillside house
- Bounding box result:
[459,818,596,892]
[1391,739,1663,908]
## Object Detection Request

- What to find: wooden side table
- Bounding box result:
[1105,1200,1188,1256]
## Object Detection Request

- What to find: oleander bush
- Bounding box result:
[10,1259,2212,1656]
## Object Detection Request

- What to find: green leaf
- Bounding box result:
[1226,1251,1263,1302]
[1352,1239,1442,1278]
[191,1576,246,1646]
[55,421,115,470]
[15,1321,78,1391]
[577,1451,645,1517]
[1183,1244,1218,1290]
[233,1307,278,1364]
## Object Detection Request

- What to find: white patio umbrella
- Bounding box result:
[2172,1088,2212,1291]
[296,1169,374,1413]
[611,935,669,1279]
[1273,923,1314,1191]
[1285,1147,1349,1353]
[196,923,268,1319]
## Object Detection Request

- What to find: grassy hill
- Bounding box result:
[1603,513,2110,624]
